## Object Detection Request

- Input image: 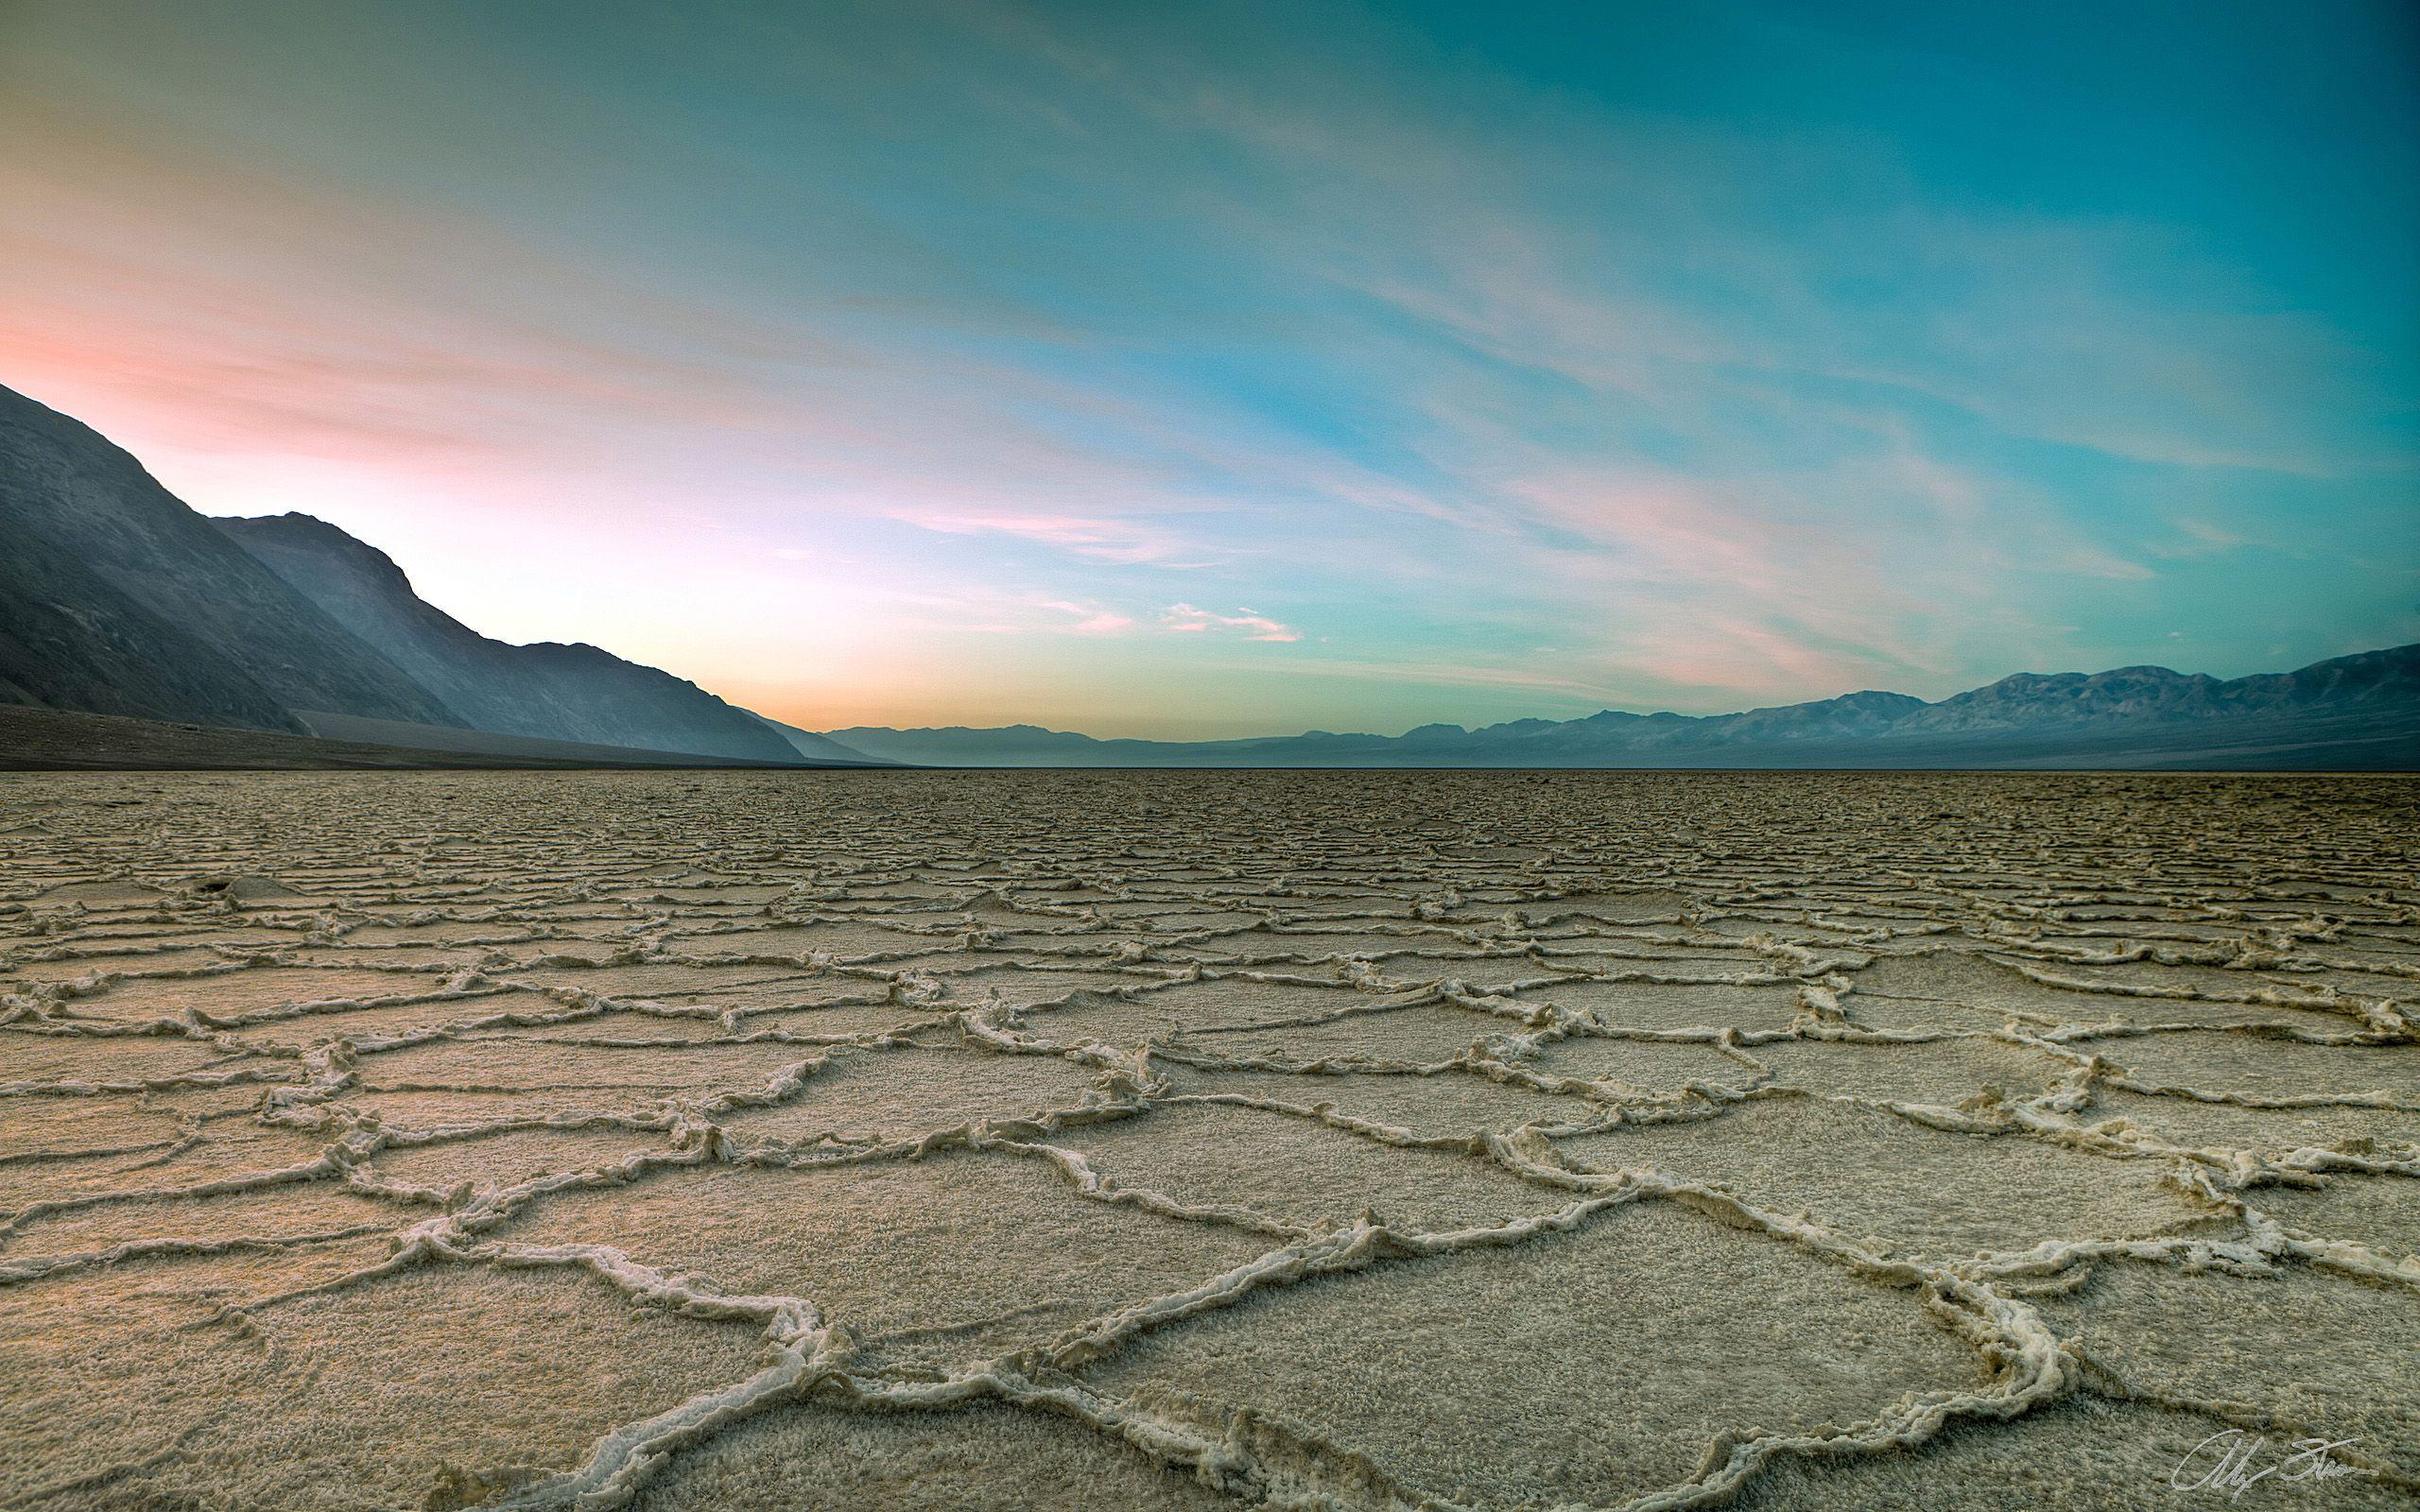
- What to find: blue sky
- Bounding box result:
[3,0,2413,735]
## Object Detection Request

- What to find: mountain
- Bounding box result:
[822,722,1142,765]
[824,646,2420,769]
[0,381,868,765]
[0,384,463,733]
[751,713,887,765]
[215,513,806,763]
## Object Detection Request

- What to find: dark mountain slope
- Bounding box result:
[0,385,461,732]
[0,704,821,771]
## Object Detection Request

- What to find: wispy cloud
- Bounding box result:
[2149,518,2251,559]
[1160,604,1302,643]
[887,509,1202,565]
[1039,598,1135,635]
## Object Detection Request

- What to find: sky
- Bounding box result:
[2,1,2415,739]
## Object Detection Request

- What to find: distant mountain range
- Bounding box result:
[822,648,2420,771]
[0,383,877,766]
[2,381,2411,771]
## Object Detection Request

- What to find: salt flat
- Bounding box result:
[0,769,2413,1511]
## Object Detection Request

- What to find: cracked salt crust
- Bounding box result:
[0,767,2412,1510]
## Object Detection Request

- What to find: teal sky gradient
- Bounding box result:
[3,1,2414,736]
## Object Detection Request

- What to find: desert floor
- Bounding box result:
[1,769,2414,1511]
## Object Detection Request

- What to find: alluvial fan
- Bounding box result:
[0,769,2414,1511]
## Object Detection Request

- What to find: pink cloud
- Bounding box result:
[1160,603,1302,642]
[1038,599,1136,635]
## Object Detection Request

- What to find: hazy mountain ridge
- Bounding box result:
[216,513,805,763]
[751,713,890,765]
[825,645,2420,768]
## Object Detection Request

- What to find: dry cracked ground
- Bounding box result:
[1,769,2414,1512]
